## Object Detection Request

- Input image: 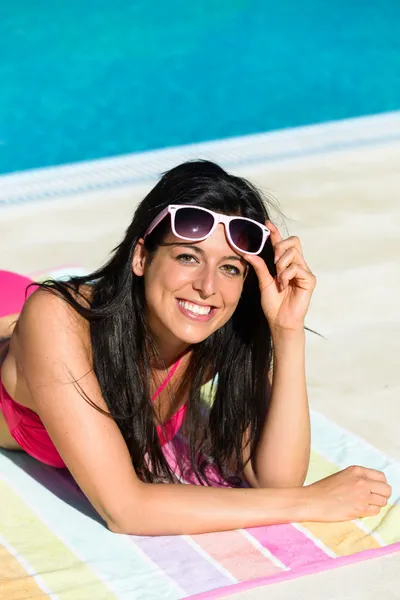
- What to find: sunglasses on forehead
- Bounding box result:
[143,205,270,255]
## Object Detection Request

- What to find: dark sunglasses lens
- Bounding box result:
[229,219,263,253]
[174,208,214,239]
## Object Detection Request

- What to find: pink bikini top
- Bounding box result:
[152,356,186,446]
[0,355,186,469]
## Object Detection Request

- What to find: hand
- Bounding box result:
[301,465,392,522]
[244,221,316,333]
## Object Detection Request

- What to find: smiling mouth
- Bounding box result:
[177,299,213,316]
[175,298,220,323]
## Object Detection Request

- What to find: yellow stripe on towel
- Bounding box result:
[303,520,381,555]
[358,504,400,545]
[0,481,117,600]
[0,543,50,600]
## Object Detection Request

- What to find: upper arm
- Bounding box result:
[17,289,143,528]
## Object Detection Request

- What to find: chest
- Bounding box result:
[150,365,188,427]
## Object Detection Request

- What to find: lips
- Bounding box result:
[176,298,217,322]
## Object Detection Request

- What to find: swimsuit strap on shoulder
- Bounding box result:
[151,357,182,401]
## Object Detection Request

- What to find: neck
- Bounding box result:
[150,339,191,370]
[145,311,191,369]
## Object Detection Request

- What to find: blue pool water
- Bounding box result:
[1,1,399,175]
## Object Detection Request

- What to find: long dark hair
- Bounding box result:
[29,160,309,486]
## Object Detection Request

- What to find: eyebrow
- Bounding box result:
[171,243,244,263]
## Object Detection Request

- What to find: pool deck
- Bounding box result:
[1,113,399,599]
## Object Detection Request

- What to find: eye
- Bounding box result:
[176,253,198,264]
[221,264,241,277]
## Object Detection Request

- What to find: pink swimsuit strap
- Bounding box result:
[152,356,186,447]
[152,357,182,401]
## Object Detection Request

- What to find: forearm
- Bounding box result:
[253,328,310,488]
[109,481,307,536]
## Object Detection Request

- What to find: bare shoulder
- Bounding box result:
[11,284,95,394]
[17,283,92,356]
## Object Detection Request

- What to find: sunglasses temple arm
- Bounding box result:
[143,207,170,238]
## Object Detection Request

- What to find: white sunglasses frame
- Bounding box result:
[143,204,270,255]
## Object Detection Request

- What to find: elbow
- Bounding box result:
[105,484,150,536]
[107,519,129,535]
[99,507,131,535]
[106,515,145,536]
[106,509,146,536]
[107,515,158,537]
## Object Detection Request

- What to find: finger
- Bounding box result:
[265,220,283,247]
[369,481,393,499]
[274,236,304,262]
[368,493,388,507]
[363,505,381,517]
[243,253,275,291]
[275,246,309,276]
[363,468,388,484]
[278,263,317,291]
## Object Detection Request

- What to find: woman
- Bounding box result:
[0,160,391,535]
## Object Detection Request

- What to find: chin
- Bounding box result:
[168,321,220,345]
[173,328,213,345]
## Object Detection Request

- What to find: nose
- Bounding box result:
[192,263,217,299]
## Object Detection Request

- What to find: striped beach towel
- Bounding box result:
[1,266,399,599]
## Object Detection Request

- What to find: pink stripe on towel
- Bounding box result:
[190,530,283,581]
[246,523,330,569]
[188,542,400,599]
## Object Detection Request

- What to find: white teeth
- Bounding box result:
[178,300,211,315]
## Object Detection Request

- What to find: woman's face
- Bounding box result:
[133,224,247,350]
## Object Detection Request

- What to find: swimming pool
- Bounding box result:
[1,0,399,175]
